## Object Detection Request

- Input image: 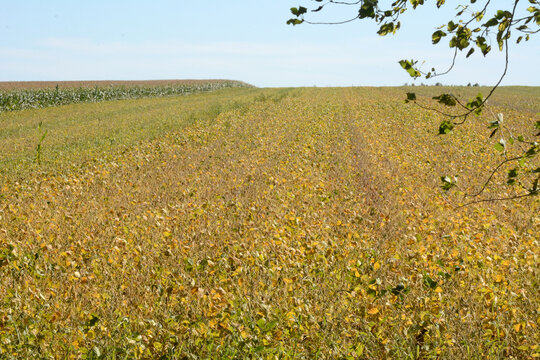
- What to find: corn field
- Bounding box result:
[0,81,251,112]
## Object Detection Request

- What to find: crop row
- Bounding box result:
[0,80,250,112]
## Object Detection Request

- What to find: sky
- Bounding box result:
[0,0,538,87]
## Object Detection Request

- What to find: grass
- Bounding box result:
[0,86,538,359]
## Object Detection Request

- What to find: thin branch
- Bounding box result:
[304,16,360,25]
[465,0,492,27]
[459,191,538,208]
[447,93,471,111]
[421,0,491,79]
[329,0,362,5]
[467,155,523,197]
[520,28,540,34]
[412,100,462,118]
[408,0,517,124]
[485,105,528,153]
[420,47,459,79]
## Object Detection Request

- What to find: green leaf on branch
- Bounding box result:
[525,146,538,158]
[466,93,484,116]
[405,92,416,103]
[488,120,500,129]
[494,139,506,152]
[287,19,304,25]
[507,168,518,185]
[439,120,455,134]
[378,22,399,36]
[488,114,503,135]
[290,6,307,16]
[447,21,458,31]
[358,2,376,19]
[410,0,426,10]
[484,17,499,27]
[475,37,491,56]
[399,60,421,78]
[433,94,457,106]
[432,30,447,44]
[440,176,457,191]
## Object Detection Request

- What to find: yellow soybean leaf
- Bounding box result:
[367,307,379,315]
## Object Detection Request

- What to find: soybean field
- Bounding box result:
[0,85,538,359]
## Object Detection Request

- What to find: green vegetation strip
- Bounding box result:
[0,87,293,178]
[0,81,251,112]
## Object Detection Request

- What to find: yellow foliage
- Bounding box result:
[0,87,538,359]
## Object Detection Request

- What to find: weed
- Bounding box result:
[34,121,48,165]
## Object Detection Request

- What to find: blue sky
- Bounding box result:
[1,0,538,87]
